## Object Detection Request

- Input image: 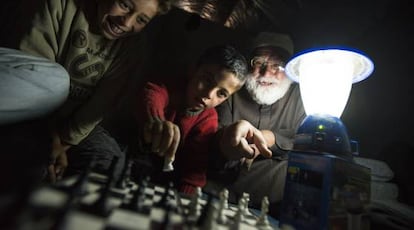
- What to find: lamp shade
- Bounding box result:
[285,48,374,118]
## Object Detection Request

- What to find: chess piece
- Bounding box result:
[50,188,79,230]
[188,187,202,222]
[159,203,174,229]
[55,156,94,195]
[155,182,175,208]
[49,159,96,229]
[241,192,250,215]
[236,197,246,222]
[256,196,273,230]
[230,198,246,230]
[217,188,229,224]
[163,155,174,172]
[121,176,148,212]
[115,158,133,189]
[219,188,229,209]
[196,194,213,227]
[82,156,119,217]
[67,163,90,196]
[200,200,219,230]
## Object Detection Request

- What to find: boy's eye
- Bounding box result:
[136,15,149,25]
[117,0,130,10]
[217,90,229,98]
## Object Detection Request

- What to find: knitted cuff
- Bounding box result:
[179,184,196,195]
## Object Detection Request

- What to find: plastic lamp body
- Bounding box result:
[285,48,374,157]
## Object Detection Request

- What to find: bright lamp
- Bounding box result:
[285,48,374,157]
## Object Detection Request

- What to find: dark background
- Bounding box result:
[1,0,413,203]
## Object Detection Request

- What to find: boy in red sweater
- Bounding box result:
[135,45,248,194]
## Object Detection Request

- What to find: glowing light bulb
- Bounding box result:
[286,48,374,118]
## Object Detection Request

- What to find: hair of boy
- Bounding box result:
[196,45,248,84]
[157,0,174,15]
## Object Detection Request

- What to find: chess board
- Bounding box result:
[14,171,279,230]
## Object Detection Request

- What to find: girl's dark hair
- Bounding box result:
[196,45,248,83]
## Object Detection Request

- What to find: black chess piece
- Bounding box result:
[81,156,119,217]
[121,176,148,213]
[155,182,175,209]
[69,162,92,196]
[54,156,95,195]
[130,141,163,183]
[158,203,174,230]
[47,158,96,229]
[50,180,87,230]
[196,194,213,227]
[115,158,133,189]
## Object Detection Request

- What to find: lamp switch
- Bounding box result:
[350,140,359,156]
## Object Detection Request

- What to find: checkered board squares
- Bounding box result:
[25,172,279,230]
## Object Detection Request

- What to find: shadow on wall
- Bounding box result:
[0,0,44,48]
[379,141,414,206]
[142,8,252,78]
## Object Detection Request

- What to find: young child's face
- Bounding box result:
[97,0,159,40]
[186,64,243,111]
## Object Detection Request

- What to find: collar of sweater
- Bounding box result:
[184,108,204,116]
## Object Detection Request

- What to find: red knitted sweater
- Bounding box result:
[135,79,218,194]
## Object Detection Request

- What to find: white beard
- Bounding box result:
[245,74,293,105]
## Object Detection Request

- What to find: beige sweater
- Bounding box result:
[19,0,147,145]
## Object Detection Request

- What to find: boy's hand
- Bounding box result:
[48,132,71,182]
[143,117,180,159]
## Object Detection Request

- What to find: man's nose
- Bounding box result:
[259,64,269,74]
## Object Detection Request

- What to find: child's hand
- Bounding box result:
[143,117,180,160]
[48,132,71,182]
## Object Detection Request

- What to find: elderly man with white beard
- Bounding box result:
[206,32,306,218]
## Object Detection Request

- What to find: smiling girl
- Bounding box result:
[5,0,172,182]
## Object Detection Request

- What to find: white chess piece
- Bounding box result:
[163,155,174,171]
[256,196,273,230]
[230,198,246,230]
[237,197,246,222]
[217,188,229,224]
[188,187,202,221]
[242,192,250,215]
[220,188,229,209]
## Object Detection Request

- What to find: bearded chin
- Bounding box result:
[245,75,293,105]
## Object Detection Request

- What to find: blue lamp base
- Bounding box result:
[293,114,356,160]
[279,151,371,230]
[278,114,371,229]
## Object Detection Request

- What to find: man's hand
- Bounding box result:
[219,120,272,160]
[142,116,180,162]
[48,132,71,182]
